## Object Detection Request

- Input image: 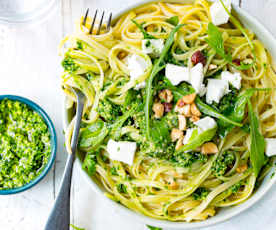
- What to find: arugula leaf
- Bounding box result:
[166,16,179,26]
[206,23,232,63]
[145,24,184,139]
[218,0,256,70]
[131,20,156,39]
[217,88,271,137]
[160,77,195,101]
[205,22,254,71]
[82,152,97,176]
[151,118,170,145]
[176,127,217,154]
[247,100,265,176]
[195,97,243,127]
[79,120,109,149]
[147,225,162,230]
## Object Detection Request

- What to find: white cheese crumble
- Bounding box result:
[194,116,217,131]
[206,79,230,104]
[183,117,217,145]
[127,54,148,90]
[107,139,137,165]
[165,63,190,86]
[210,0,232,26]
[165,63,206,96]
[221,71,242,89]
[127,54,148,81]
[142,39,164,57]
[265,138,276,157]
[190,63,206,96]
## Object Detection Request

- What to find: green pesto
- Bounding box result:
[0,99,51,189]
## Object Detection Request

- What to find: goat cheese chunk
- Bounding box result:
[265,138,276,157]
[127,54,148,81]
[210,0,232,26]
[206,79,230,104]
[107,139,137,165]
[165,63,190,86]
[194,116,217,131]
[142,39,164,57]
[221,71,242,89]
[190,63,206,96]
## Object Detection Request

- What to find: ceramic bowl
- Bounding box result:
[0,95,57,195]
[63,1,276,228]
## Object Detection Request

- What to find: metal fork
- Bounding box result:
[44,10,112,230]
[83,9,112,35]
[44,87,85,230]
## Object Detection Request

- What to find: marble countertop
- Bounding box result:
[0,0,276,229]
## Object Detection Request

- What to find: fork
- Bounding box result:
[45,87,85,230]
[83,9,112,34]
[44,10,112,230]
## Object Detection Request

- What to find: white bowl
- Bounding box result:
[63,1,276,229]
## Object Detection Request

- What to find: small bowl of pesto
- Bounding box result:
[0,95,57,194]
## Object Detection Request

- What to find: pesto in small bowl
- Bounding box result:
[0,96,56,194]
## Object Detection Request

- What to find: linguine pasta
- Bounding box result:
[60,0,276,222]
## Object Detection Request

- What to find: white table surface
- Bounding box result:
[0,0,276,229]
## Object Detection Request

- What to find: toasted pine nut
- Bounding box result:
[201,142,219,154]
[159,89,173,103]
[152,102,164,119]
[190,116,200,122]
[236,164,248,173]
[177,104,191,117]
[181,93,196,104]
[178,115,187,131]
[176,136,183,150]
[191,103,201,116]
[171,128,183,142]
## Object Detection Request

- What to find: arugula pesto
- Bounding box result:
[0,99,51,189]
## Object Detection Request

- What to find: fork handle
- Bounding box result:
[44,153,74,230]
[45,100,84,230]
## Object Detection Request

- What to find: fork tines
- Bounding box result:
[82,9,112,35]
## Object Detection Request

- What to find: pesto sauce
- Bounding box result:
[0,99,51,189]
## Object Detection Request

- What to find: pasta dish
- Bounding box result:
[60,0,276,222]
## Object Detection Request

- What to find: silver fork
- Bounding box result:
[45,9,112,230]
[83,9,112,35]
[45,87,85,230]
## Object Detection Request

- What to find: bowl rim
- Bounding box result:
[0,95,57,195]
[63,1,276,229]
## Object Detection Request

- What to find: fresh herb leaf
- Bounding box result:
[247,100,265,176]
[117,183,127,193]
[217,88,271,137]
[82,152,97,176]
[192,187,210,201]
[206,23,232,62]
[79,120,109,149]
[176,127,217,154]
[151,118,170,145]
[195,97,243,127]
[145,24,184,139]
[206,22,254,71]
[147,225,162,230]
[166,16,179,26]
[131,20,156,39]
[218,0,256,70]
